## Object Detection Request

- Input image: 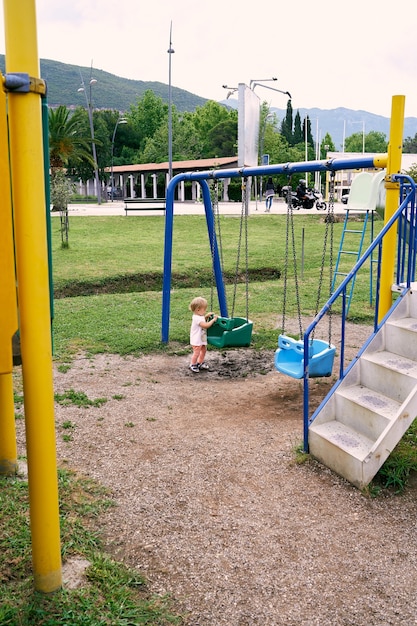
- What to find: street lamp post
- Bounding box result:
[250,78,292,100]
[110,117,127,201]
[78,69,101,204]
[167,22,175,182]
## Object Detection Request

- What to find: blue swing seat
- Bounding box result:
[274,334,336,379]
[207,316,253,348]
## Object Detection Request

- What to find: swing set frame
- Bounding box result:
[161,153,388,345]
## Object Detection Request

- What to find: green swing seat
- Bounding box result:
[207,316,253,348]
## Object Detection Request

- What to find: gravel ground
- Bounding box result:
[15,321,417,625]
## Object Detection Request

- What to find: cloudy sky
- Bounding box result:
[1,0,416,119]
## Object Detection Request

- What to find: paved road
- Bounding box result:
[57,198,347,217]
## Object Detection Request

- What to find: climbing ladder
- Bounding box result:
[332,170,386,314]
[309,285,417,489]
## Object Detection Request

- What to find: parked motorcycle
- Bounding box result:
[312,189,327,211]
[282,185,327,211]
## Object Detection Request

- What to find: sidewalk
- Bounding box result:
[60,198,347,217]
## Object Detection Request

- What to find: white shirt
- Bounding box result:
[190,314,207,346]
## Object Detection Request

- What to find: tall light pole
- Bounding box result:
[78,67,101,204]
[110,117,127,201]
[167,22,175,182]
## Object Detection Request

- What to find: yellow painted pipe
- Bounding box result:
[0,75,18,374]
[0,334,18,477]
[0,73,18,475]
[4,0,62,592]
[378,96,405,322]
[0,374,18,475]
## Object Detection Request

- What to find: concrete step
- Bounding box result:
[385,316,417,361]
[359,350,417,403]
[308,420,376,488]
[309,419,374,461]
[335,384,398,440]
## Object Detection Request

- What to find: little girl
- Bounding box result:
[189,296,218,372]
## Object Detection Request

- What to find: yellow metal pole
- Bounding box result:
[0,374,17,474]
[0,74,18,475]
[378,95,405,322]
[4,0,62,592]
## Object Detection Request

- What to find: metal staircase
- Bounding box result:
[309,286,417,488]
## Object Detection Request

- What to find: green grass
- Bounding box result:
[54,389,108,408]
[371,419,417,493]
[0,469,182,625]
[50,214,380,359]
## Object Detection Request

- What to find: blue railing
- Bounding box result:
[303,175,417,451]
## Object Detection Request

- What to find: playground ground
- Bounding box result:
[15,317,417,625]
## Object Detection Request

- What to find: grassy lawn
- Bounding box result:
[0,468,182,625]
[51,213,380,359]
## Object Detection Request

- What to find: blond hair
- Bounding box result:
[189,296,207,312]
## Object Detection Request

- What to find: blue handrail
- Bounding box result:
[303,175,417,451]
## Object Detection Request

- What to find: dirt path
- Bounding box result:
[15,323,417,625]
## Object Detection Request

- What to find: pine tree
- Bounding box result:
[280,100,293,145]
[293,112,303,145]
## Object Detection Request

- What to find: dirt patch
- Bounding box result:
[15,326,417,625]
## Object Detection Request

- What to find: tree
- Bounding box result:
[403,133,417,153]
[127,90,168,159]
[404,163,417,182]
[50,169,75,248]
[48,106,92,246]
[293,112,302,145]
[280,100,293,145]
[48,106,92,171]
[344,131,387,153]
[304,116,314,147]
[320,133,335,158]
[205,119,237,157]
[192,101,233,158]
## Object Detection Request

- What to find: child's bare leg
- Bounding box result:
[191,345,201,365]
[197,345,207,364]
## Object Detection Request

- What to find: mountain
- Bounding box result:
[222,100,417,152]
[0,55,207,112]
[271,106,417,152]
[1,55,416,149]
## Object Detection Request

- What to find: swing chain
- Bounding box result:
[282,177,303,338]
[281,180,290,335]
[313,171,335,343]
[232,177,249,320]
[327,171,335,345]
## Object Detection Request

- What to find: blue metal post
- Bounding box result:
[200,179,228,317]
[161,175,179,343]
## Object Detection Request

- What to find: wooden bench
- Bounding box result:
[124,198,166,215]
